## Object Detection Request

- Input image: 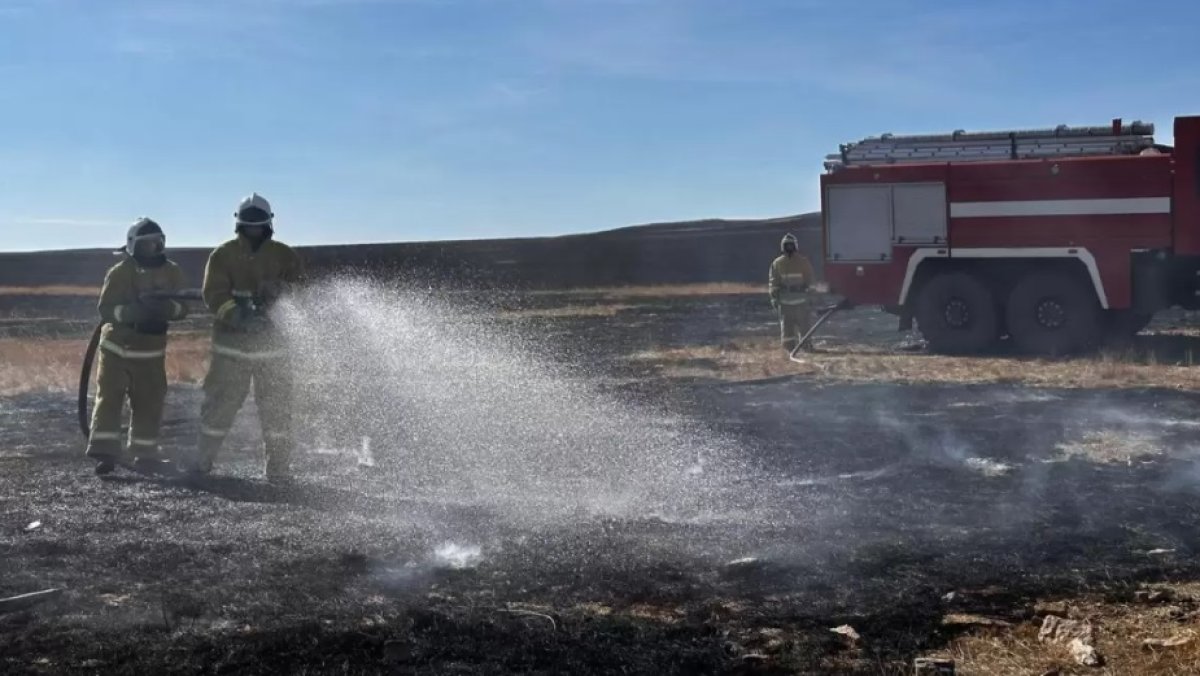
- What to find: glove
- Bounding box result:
[258,281,293,309]
[243,312,272,334]
[226,298,256,330]
[232,300,272,334]
[138,297,172,323]
[135,301,170,335]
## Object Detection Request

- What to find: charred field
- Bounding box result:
[6,284,1200,674]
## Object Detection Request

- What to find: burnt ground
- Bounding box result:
[4,289,1200,674]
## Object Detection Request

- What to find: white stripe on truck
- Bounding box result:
[950,197,1169,218]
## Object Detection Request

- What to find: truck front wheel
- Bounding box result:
[914,272,999,354]
[1005,270,1102,355]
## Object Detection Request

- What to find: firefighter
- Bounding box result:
[184,193,304,483]
[769,233,817,353]
[87,218,189,476]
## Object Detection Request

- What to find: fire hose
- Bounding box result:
[77,289,204,438]
[789,298,853,363]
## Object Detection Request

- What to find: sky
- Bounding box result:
[0,0,1198,252]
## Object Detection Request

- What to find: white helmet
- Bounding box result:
[235,192,274,230]
[123,217,165,257]
[780,233,798,252]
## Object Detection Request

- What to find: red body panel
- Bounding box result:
[1174,117,1200,255]
[823,163,950,186]
[825,249,918,306]
[948,155,1172,201]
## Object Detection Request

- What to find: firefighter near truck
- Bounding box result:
[819,116,1200,355]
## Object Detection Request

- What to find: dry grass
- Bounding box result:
[0,285,101,296]
[0,333,210,394]
[529,282,765,299]
[627,340,1200,390]
[502,303,637,319]
[940,587,1200,675]
[1055,431,1166,465]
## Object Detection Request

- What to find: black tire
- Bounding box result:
[1005,270,1102,355]
[914,272,1000,354]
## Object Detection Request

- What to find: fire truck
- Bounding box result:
[819,116,1199,355]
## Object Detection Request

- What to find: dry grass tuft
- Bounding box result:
[1055,430,1165,465]
[529,283,764,299]
[0,333,211,394]
[946,590,1200,675]
[502,303,636,319]
[627,340,1200,390]
[0,285,101,296]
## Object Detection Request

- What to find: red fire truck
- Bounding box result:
[820,117,1198,355]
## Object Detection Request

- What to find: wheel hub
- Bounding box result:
[943,298,970,329]
[1035,298,1066,329]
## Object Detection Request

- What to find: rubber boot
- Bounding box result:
[265,440,293,485]
[179,436,219,484]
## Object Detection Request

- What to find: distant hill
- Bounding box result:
[0,213,822,289]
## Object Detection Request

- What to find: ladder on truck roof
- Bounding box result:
[824,119,1157,171]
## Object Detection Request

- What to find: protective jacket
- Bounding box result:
[98,257,189,358]
[202,235,304,359]
[88,255,188,463]
[769,253,816,306]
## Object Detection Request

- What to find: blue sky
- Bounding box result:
[1,0,1198,251]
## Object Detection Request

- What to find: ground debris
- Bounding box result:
[720,557,777,581]
[740,627,790,655]
[1142,633,1195,651]
[830,624,861,643]
[941,613,1012,629]
[1038,615,1095,644]
[1134,588,1176,603]
[1032,600,1070,617]
[1069,638,1103,667]
[1039,616,1103,667]
[0,588,63,614]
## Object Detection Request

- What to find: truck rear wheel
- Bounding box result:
[1005,270,1101,355]
[914,272,999,354]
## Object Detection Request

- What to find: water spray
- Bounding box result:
[276,276,768,525]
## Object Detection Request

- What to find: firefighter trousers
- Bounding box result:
[779,302,813,351]
[86,347,168,461]
[192,350,294,477]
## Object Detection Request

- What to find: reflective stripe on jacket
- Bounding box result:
[769,253,816,305]
[98,257,188,355]
[203,235,304,356]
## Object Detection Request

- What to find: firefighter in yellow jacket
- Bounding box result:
[769,233,817,353]
[87,218,189,475]
[185,193,304,483]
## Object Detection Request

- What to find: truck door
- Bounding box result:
[826,184,892,261]
[892,183,948,246]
